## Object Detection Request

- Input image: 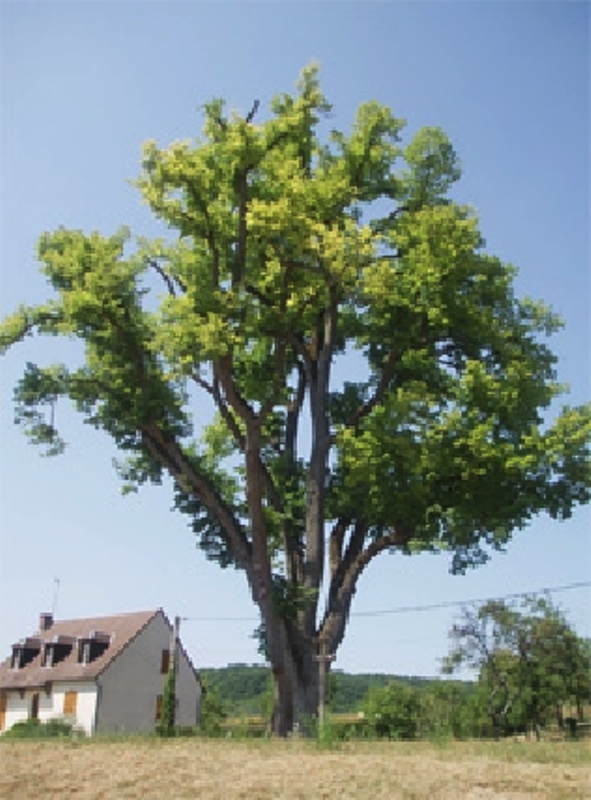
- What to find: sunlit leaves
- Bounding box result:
[1,62,589,587]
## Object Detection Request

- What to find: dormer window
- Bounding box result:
[11,648,22,669]
[11,638,42,669]
[42,636,75,667]
[78,631,110,664]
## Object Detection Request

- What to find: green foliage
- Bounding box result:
[2,63,587,569]
[200,665,272,717]
[157,666,177,738]
[419,681,482,740]
[329,671,427,713]
[198,679,228,737]
[443,597,591,737]
[3,717,77,739]
[361,680,423,739]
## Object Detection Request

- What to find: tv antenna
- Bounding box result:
[51,577,61,617]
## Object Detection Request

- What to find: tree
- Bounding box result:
[1,65,590,736]
[443,597,591,738]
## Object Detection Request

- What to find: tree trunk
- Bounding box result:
[268,636,320,736]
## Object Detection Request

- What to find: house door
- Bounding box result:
[0,691,7,731]
[30,692,40,720]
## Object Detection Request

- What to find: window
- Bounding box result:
[78,634,109,664]
[51,643,72,665]
[160,650,170,674]
[63,691,77,716]
[11,642,41,669]
[155,695,163,722]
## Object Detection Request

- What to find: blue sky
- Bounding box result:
[0,1,589,676]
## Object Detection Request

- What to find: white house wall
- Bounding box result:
[3,690,31,733]
[2,682,97,736]
[54,682,97,735]
[96,612,201,733]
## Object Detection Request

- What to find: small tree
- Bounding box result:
[443,597,590,738]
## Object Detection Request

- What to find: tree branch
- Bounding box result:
[147,258,187,296]
[345,347,398,431]
[320,524,411,652]
[141,422,252,572]
[246,99,260,124]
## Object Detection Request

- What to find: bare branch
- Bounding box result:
[147,259,186,296]
[246,99,260,124]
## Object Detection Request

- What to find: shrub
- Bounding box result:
[199,680,228,737]
[4,717,76,739]
[361,680,422,739]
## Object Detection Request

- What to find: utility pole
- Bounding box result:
[314,638,335,727]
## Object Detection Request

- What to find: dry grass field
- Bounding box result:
[1,738,590,799]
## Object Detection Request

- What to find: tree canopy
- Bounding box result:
[1,64,589,734]
[443,597,591,737]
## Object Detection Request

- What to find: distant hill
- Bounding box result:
[199,664,453,716]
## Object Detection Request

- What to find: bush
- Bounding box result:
[361,680,423,740]
[419,682,482,740]
[4,717,76,739]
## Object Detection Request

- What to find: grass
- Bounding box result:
[1,737,590,799]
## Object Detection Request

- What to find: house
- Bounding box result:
[0,609,202,735]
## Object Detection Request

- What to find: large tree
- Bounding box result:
[1,66,589,735]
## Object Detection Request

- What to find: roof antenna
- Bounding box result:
[51,576,61,618]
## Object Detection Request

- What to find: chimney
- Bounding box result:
[39,613,53,632]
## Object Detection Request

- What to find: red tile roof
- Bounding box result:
[0,610,160,689]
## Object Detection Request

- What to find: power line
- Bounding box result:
[350,581,591,618]
[181,580,590,623]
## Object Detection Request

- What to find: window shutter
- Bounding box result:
[63,691,78,716]
[160,649,170,674]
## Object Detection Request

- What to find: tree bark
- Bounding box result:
[268,631,320,736]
